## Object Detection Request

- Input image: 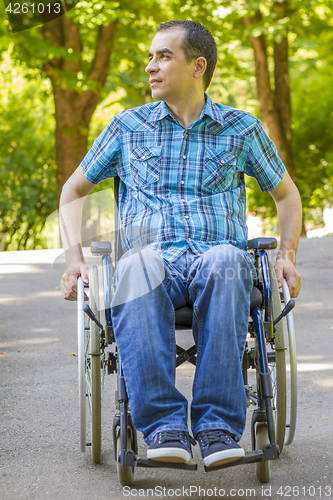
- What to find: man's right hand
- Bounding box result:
[60,262,89,301]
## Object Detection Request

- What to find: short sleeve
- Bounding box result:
[80,117,121,184]
[245,119,285,192]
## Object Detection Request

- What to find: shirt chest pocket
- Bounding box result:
[203,149,238,192]
[129,146,162,187]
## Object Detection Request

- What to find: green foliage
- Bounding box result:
[0,51,57,250]
[292,69,333,223]
[1,0,333,249]
[1,0,166,94]
[208,0,333,227]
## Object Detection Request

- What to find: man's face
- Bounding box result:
[145,29,197,103]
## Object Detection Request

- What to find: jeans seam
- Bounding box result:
[170,304,176,377]
[191,284,202,426]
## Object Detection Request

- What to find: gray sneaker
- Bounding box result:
[147,430,195,463]
[197,429,244,467]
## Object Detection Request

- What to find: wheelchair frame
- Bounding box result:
[77,234,297,486]
[77,173,297,486]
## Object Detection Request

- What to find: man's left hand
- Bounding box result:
[274,258,302,298]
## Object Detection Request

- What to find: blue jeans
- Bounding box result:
[111,244,254,444]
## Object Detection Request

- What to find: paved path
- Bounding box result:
[0,237,332,500]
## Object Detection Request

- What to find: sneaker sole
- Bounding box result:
[147,448,191,463]
[203,448,245,468]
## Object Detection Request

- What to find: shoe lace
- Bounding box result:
[159,430,196,446]
[199,430,231,447]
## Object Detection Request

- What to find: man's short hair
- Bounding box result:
[157,20,217,90]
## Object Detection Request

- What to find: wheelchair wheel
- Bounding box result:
[255,423,271,483]
[282,278,297,446]
[78,277,86,453]
[268,260,287,452]
[116,427,135,487]
[89,265,102,463]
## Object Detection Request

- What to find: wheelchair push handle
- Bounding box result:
[83,303,104,331]
[273,295,295,327]
[272,278,296,326]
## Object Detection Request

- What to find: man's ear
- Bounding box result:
[194,57,207,79]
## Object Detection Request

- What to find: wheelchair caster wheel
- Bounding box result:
[255,423,271,483]
[117,427,135,487]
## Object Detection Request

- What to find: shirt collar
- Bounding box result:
[147,94,224,129]
[146,101,172,123]
[203,94,224,127]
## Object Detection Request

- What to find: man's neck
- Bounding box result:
[165,93,206,129]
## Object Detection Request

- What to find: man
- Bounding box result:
[60,20,302,468]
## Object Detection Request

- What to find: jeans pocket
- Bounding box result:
[203,149,238,192]
[130,146,162,187]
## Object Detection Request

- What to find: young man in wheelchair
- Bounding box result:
[60,21,302,468]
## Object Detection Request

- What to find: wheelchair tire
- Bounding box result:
[255,423,271,483]
[89,265,102,463]
[78,277,86,453]
[282,279,297,446]
[268,260,287,453]
[116,427,135,487]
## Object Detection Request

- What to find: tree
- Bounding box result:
[41,14,117,198]
[209,0,333,225]
[1,0,165,199]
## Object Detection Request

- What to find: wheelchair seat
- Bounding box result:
[173,237,275,328]
[175,287,262,327]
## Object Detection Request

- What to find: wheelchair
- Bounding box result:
[76,183,297,486]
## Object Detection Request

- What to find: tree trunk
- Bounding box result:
[244,4,296,181]
[51,87,88,197]
[273,1,296,181]
[41,16,116,199]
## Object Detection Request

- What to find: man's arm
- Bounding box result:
[59,166,96,301]
[269,170,302,298]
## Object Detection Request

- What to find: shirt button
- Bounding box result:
[180,180,184,185]
[185,215,189,219]
[142,156,146,159]
[183,155,186,159]
[188,237,192,241]
[181,199,185,202]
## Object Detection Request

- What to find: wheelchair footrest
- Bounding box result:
[204,445,279,472]
[136,457,198,470]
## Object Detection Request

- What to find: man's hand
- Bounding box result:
[269,171,302,299]
[274,258,302,298]
[60,262,89,301]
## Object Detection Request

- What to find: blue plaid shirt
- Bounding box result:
[81,94,285,262]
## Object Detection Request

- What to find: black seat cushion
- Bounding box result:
[175,306,193,327]
[174,287,262,327]
[249,286,262,311]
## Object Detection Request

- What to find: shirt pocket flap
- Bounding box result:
[130,146,162,161]
[205,149,237,166]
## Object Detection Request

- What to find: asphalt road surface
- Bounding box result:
[1,236,333,500]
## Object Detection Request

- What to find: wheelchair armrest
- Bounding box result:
[247,237,277,250]
[91,241,112,255]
